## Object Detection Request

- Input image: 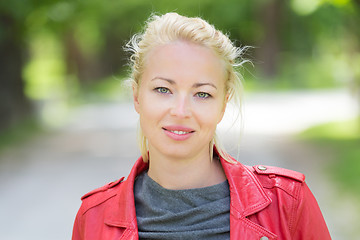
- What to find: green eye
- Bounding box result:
[156,87,170,94]
[197,92,210,99]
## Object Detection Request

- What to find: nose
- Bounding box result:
[170,94,191,118]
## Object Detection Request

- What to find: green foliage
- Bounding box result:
[76,75,131,103]
[23,30,68,100]
[300,119,359,140]
[1,0,360,128]
[298,118,360,197]
[17,0,360,88]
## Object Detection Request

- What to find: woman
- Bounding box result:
[72,13,331,239]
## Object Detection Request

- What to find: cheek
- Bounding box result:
[138,104,158,138]
[194,102,224,127]
[138,93,166,122]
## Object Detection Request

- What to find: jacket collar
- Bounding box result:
[104,157,148,229]
[104,150,271,227]
[219,154,272,218]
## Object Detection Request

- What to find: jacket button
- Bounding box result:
[258,165,267,171]
[260,237,269,240]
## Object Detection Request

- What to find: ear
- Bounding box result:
[132,84,140,114]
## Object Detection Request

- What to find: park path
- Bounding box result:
[0,89,358,239]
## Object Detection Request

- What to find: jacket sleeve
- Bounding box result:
[291,182,331,239]
[72,207,84,240]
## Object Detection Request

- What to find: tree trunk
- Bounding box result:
[0,13,32,132]
[256,0,283,79]
[64,30,108,85]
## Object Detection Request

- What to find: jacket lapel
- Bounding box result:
[103,157,148,237]
[219,155,277,239]
[220,156,272,217]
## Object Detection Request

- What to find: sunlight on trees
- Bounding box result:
[1,0,359,128]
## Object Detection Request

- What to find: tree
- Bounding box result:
[0,2,33,132]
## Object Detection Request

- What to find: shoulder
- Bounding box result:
[250,165,305,182]
[246,165,305,198]
[78,177,125,214]
[81,177,125,200]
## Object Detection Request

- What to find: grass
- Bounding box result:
[298,118,360,197]
[0,117,44,153]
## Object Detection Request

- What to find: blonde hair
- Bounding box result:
[126,12,247,163]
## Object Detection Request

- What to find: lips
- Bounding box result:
[162,125,195,141]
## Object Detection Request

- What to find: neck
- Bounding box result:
[147,147,226,190]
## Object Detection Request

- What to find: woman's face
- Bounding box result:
[133,41,227,160]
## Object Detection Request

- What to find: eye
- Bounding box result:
[196,92,211,99]
[155,87,171,94]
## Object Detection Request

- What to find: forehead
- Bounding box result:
[142,41,226,87]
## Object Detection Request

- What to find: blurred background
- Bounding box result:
[0,0,359,239]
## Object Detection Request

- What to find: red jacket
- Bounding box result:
[72,154,331,240]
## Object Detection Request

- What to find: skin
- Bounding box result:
[133,41,228,190]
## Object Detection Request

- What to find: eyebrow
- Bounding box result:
[193,82,217,89]
[151,77,217,89]
[151,77,175,84]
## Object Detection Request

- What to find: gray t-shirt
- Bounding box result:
[134,171,230,240]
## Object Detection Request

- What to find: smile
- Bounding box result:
[162,126,195,141]
[168,130,191,135]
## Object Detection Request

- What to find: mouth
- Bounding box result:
[162,126,195,134]
[162,126,195,140]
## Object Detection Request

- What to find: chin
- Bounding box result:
[165,150,192,159]
[155,145,194,159]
